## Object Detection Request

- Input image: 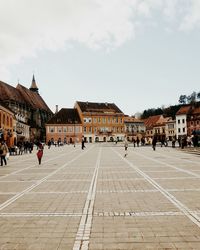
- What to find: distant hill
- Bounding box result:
[141,103,200,120]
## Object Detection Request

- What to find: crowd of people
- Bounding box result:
[0,133,199,166]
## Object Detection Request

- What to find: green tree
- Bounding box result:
[197,92,200,101]
[178,95,187,104]
[187,91,197,104]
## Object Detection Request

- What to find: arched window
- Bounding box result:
[7,116,9,126]
[10,117,12,127]
[3,114,5,125]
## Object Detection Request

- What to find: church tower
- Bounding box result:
[29,74,39,93]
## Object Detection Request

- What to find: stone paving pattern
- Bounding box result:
[0,144,200,249]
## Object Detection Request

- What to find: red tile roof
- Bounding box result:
[191,107,200,114]
[0,80,52,113]
[176,105,191,115]
[46,108,81,124]
[76,101,123,114]
[16,84,51,113]
[144,115,162,128]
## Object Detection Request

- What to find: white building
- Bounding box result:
[175,106,190,138]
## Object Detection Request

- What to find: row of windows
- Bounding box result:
[48,126,81,133]
[189,121,200,125]
[84,117,123,124]
[154,128,165,134]
[83,127,124,133]
[0,112,13,127]
[178,127,186,133]
[177,119,185,124]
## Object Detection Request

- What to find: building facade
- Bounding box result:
[0,76,53,143]
[46,108,82,144]
[165,118,176,140]
[124,116,145,141]
[75,101,125,142]
[0,104,15,147]
[176,106,190,138]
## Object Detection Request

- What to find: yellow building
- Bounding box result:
[0,104,15,147]
[75,101,124,142]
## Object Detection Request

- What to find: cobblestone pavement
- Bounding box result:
[0,144,200,250]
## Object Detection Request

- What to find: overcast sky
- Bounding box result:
[0,0,200,115]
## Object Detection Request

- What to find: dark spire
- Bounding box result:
[30,74,39,93]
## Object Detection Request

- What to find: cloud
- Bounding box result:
[179,0,200,31]
[0,0,200,81]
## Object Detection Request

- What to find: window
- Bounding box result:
[102,117,106,123]
[58,127,62,133]
[108,118,110,123]
[93,118,97,123]
[84,127,87,132]
[63,127,67,132]
[7,116,9,126]
[178,128,181,133]
[178,119,180,124]
[183,127,185,133]
[98,117,101,123]
[75,127,80,133]
[3,114,5,124]
[182,119,185,124]
[68,126,73,132]
[84,118,92,123]
[50,127,55,133]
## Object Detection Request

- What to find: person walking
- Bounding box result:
[37,142,44,165]
[124,137,128,157]
[0,141,9,166]
[81,137,85,150]
[152,136,157,151]
[47,140,51,149]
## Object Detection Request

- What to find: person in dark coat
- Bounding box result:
[81,137,85,150]
[152,136,157,151]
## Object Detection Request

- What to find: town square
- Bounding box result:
[1,1,200,249]
[0,143,200,249]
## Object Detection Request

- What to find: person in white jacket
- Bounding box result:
[124,137,128,157]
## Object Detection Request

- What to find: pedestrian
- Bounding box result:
[47,140,51,149]
[152,136,157,151]
[136,137,140,147]
[172,137,176,148]
[37,142,44,165]
[81,137,85,150]
[0,141,9,166]
[124,137,128,157]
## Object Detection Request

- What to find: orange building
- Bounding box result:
[46,108,82,144]
[75,101,124,142]
[0,104,15,147]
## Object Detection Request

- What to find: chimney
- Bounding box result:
[55,105,58,114]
